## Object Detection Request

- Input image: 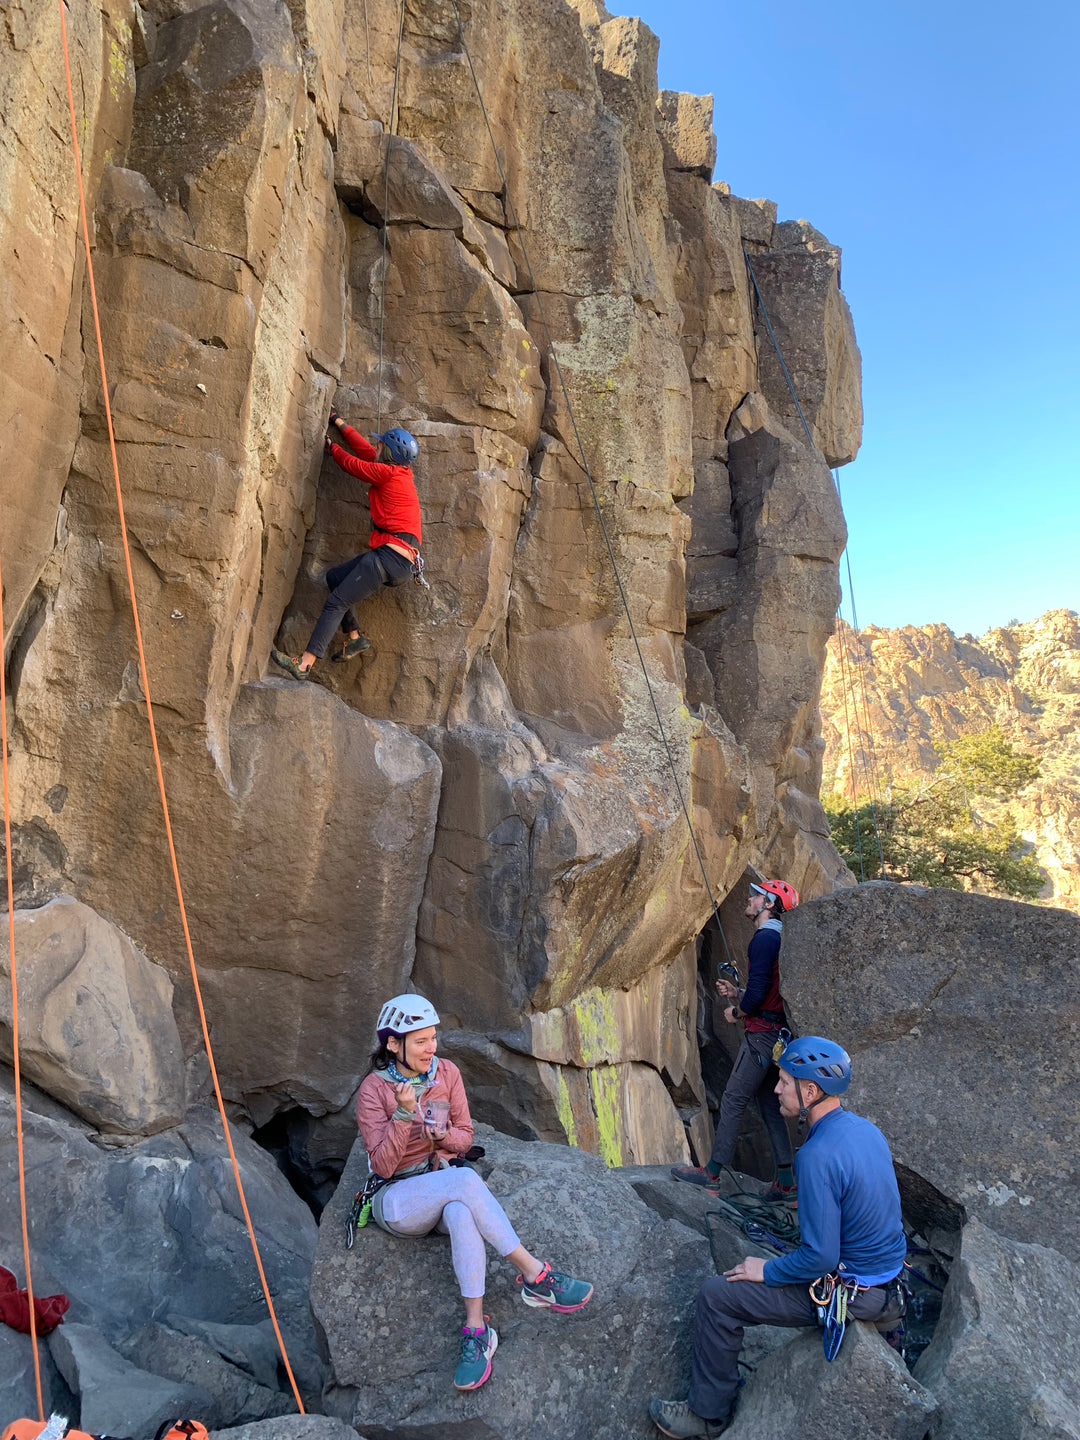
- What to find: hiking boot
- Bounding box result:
[331,634,371,662]
[670,1165,721,1189]
[270,649,310,681]
[649,1398,729,1438]
[453,1320,497,1390]
[517,1262,593,1313]
[761,1181,797,1205]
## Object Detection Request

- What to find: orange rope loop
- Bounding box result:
[55,0,304,1409]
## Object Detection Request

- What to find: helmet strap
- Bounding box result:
[794,1077,832,1132]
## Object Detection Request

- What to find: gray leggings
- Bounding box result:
[377,1167,521,1299]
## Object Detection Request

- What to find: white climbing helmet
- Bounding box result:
[376,993,440,1039]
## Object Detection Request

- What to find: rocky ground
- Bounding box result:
[820,608,1080,911]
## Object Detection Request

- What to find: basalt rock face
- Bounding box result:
[3,0,860,1161]
[781,883,1080,1260]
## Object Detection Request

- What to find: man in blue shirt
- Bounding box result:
[650,1037,907,1438]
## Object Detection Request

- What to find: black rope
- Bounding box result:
[743,250,889,880]
[376,0,407,436]
[447,0,738,972]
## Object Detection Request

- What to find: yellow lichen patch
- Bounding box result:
[554,1067,578,1147]
[571,988,620,1066]
[588,1065,624,1167]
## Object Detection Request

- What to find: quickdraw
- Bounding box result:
[808,1271,859,1361]
[384,533,430,590]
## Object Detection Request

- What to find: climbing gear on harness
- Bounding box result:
[454,1319,498,1390]
[345,1172,393,1246]
[376,428,419,464]
[377,994,440,1037]
[517,1262,593,1312]
[270,650,310,681]
[809,1271,857,1360]
[749,879,799,911]
[771,1027,792,1063]
[331,634,371,662]
[382,531,430,589]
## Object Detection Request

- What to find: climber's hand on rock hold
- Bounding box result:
[724,1256,766,1284]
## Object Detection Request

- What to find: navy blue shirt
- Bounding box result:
[763,1108,906,1287]
[740,918,785,1029]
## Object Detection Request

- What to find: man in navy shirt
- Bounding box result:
[651,1036,907,1438]
[672,879,797,1200]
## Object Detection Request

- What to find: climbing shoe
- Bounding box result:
[761,1181,797,1205]
[453,1320,497,1391]
[331,634,371,662]
[270,649,310,680]
[649,1398,730,1438]
[670,1165,721,1189]
[517,1262,593,1313]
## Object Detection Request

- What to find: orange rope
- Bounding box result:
[55,0,304,1410]
[0,562,44,1421]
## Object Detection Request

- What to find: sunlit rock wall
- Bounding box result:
[2,0,861,1162]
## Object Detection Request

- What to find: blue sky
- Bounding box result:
[614,0,1079,636]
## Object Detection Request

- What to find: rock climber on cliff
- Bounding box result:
[650,1036,908,1438]
[354,994,594,1392]
[270,411,423,679]
[671,879,798,1201]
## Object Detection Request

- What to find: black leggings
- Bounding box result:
[305,547,414,657]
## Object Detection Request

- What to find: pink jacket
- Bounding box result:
[355,1057,474,1178]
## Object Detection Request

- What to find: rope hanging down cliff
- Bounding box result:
[446,0,740,972]
[376,0,408,436]
[743,252,889,879]
[0,553,45,1425]
[52,0,305,1410]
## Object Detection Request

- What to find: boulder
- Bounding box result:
[0,1324,74,1423]
[914,1219,1080,1440]
[122,1321,293,1426]
[211,1421,364,1440]
[49,1322,214,1440]
[0,897,185,1135]
[725,1321,937,1440]
[782,883,1080,1258]
[0,1080,323,1402]
[312,1130,714,1438]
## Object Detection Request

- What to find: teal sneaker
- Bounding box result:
[453,1321,497,1390]
[517,1261,593,1313]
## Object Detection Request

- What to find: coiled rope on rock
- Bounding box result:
[50,0,306,1411]
[445,0,740,972]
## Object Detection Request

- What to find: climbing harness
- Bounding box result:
[48,0,306,1410]
[382,533,430,590]
[809,1271,858,1361]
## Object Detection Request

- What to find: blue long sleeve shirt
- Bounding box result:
[739,918,783,1019]
[763,1108,907,1287]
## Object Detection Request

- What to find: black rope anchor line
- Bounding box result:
[446,0,739,972]
[743,250,888,879]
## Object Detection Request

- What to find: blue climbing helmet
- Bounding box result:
[777,1036,851,1095]
[377,428,419,465]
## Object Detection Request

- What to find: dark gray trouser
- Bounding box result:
[709,1029,792,1171]
[305,547,414,657]
[688,1274,903,1420]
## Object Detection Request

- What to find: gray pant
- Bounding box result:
[689,1274,904,1420]
[709,1029,792,1171]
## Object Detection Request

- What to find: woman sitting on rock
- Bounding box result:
[356,993,594,1391]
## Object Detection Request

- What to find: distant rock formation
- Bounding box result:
[820,609,1080,911]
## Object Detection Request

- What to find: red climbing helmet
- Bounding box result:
[749,878,799,912]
